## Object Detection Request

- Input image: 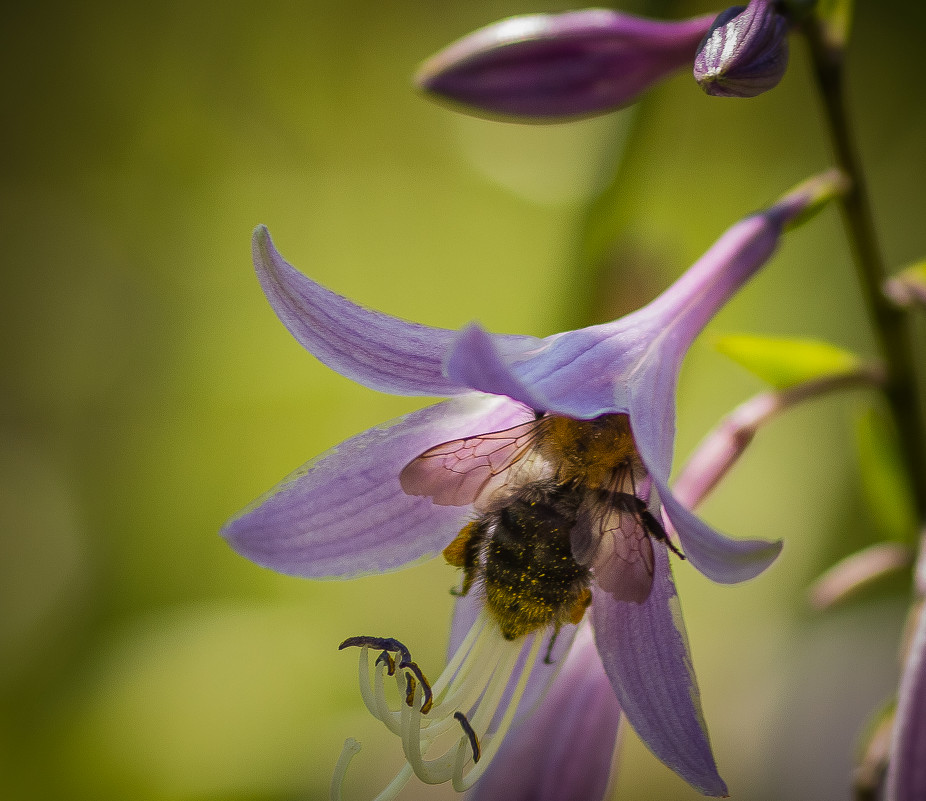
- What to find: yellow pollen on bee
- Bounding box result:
[541,414,642,488]
[567,588,593,625]
[443,522,479,568]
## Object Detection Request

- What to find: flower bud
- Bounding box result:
[416,10,715,121]
[693,0,789,98]
[884,260,926,309]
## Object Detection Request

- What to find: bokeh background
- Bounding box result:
[3,1,926,799]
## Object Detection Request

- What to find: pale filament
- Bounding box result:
[331,612,556,801]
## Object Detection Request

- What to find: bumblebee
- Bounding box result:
[401,413,683,640]
[443,479,591,640]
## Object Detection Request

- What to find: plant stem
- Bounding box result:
[803,15,926,522]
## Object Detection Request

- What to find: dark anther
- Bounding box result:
[400,661,434,714]
[339,636,433,714]
[375,650,397,676]
[338,635,413,665]
[453,712,481,763]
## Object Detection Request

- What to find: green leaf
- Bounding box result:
[900,259,926,282]
[714,334,862,389]
[855,405,918,543]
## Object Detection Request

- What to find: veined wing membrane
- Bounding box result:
[399,418,546,507]
[571,491,655,604]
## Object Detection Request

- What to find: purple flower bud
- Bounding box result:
[693,0,790,98]
[416,10,716,121]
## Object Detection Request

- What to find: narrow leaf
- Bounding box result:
[715,333,862,389]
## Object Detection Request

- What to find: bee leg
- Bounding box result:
[444,521,484,595]
[640,509,686,560]
[542,587,593,664]
[544,624,561,665]
[443,522,479,567]
[450,565,477,597]
[569,587,593,623]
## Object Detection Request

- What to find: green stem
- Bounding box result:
[803,14,926,522]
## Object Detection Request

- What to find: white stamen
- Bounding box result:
[356,646,375,712]
[337,613,565,799]
[431,613,487,697]
[430,630,503,724]
[356,644,405,735]
[454,631,545,790]
[329,738,362,801]
[451,729,471,786]
[371,660,403,734]
[400,682,461,783]
[330,738,414,801]
[464,640,521,735]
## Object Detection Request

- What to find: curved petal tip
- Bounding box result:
[664,479,784,584]
[249,226,465,397]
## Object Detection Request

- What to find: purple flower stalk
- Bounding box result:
[222,174,839,799]
[885,535,926,801]
[694,0,790,98]
[886,599,926,801]
[416,10,716,121]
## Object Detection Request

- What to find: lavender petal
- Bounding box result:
[469,625,621,801]
[592,548,728,796]
[447,593,577,733]
[885,603,926,801]
[253,226,531,397]
[659,474,783,582]
[445,323,549,412]
[221,395,530,578]
[628,379,783,583]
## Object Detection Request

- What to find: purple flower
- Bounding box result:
[884,551,926,801]
[693,0,790,98]
[416,9,716,120]
[222,176,837,798]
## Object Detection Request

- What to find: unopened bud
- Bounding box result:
[884,260,926,309]
[416,10,715,121]
[694,0,789,98]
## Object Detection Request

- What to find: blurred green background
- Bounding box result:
[2,1,925,799]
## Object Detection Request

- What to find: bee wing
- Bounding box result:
[399,418,545,507]
[571,493,655,604]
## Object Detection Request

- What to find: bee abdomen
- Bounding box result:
[483,489,590,640]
